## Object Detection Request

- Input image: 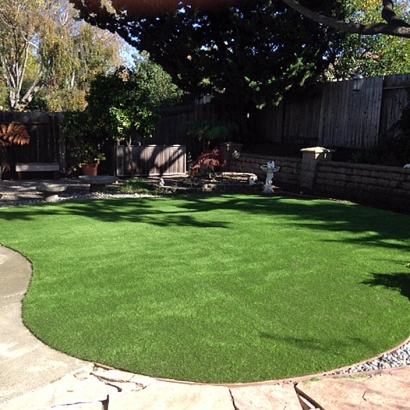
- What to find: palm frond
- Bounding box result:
[0,122,30,146]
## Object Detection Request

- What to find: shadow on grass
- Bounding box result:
[1,194,410,247]
[362,272,410,301]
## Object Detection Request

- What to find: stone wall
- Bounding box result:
[231,151,410,213]
[230,153,302,190]
[315,161,410,213]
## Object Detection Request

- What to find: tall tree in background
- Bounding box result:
[0,0,131,111]
[83,54,186,146]
[0,0,47,110]
[328,0,410,79]
[69,0,346,140]
[282,0,410,38]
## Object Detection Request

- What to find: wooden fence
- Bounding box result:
[115,145,186,176]
[3,72,410,177]
[0,111,65,170]
[253,74,410,149]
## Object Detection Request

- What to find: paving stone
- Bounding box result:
[105,381,142,393]
[0,372,116,410]
[230,383,302,410]
[92,368,155,386]
[51,403,103,410]
[108,381,235,410]
[296,367,410,409]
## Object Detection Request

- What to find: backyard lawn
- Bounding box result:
[1,194,409,383]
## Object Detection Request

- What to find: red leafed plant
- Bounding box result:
[190,147,226,175]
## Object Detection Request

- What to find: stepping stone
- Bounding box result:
[230,383,302,410]
[296,367,410,410]
[108,380,234,410]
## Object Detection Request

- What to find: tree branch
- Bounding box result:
[281,0,410,38]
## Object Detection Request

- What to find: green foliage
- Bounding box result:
[330,0,410,79]
[182,118,231,142]
[118,178,161,195]
[64,57,184,169]
[70,0,346,141]
[85,60,184,145]
[63,111,106,171]
[0,0,131,111]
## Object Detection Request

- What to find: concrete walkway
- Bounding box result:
[1,244,410,409]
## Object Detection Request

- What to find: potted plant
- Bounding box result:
[63,111,107,175]
[69,142,106,175]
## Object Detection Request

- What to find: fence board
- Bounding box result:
[319,80,352,147]
[115,145,186,176]
[380,74,410,136]
[283,91,322,145]
[346,76,383,148]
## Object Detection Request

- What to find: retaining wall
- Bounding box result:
[231,152,410,213]
[315,162,410,213]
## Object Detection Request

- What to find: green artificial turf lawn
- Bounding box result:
[1,194,410,383]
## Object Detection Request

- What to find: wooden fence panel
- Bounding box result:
[282,90,322,145]
[379,74,410,136]
[319,76,383,149]
[150,104,213,157]
[254,76,386,150]
[115,145,186,176]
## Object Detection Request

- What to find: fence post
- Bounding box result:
[300,146,334,192]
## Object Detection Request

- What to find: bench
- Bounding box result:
[37,182,67,202]
[15,162,59,180]
[78,175,117,193]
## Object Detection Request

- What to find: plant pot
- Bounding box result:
[81,163,99,176]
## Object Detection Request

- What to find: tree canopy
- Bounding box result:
[282,0,410,38]
[64,55,185,153]
[328,0,410,79]
[0,0,131,111]
[69,0,346,140]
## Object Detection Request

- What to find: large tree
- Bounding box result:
[0,0,130,111]
[69,0,346,140]
[328,0,410,79]
[282,0,410,38]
